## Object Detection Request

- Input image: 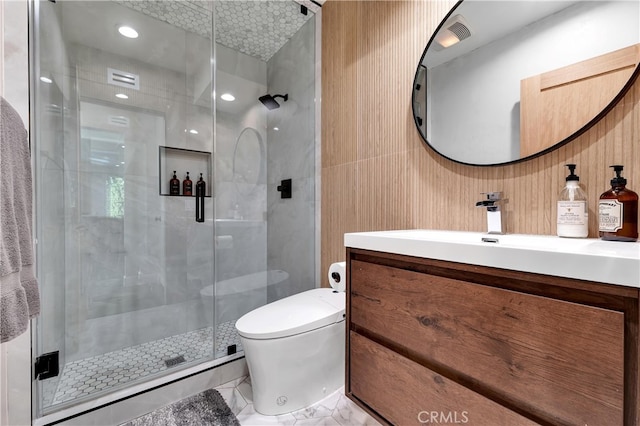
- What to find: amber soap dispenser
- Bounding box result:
[169,170,180,195]
[183,172,193,196]
[598,165,638,241]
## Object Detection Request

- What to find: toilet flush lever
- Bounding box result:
[331,272,341,283]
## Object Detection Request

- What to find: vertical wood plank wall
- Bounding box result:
[320,0,640,281]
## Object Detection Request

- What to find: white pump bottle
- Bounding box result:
[557,164,588,238]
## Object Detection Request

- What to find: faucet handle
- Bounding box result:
[481,191,502,201]
[476,191,503,207]
[477,192,506,234]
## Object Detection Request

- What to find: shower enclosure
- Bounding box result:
[30,0,319,421]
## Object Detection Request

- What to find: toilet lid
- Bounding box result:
[235,288,345,339]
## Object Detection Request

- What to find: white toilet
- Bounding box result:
[235,286,346,415]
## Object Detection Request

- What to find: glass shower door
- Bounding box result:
[31,0,216,416]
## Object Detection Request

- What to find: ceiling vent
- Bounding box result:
[108,68,140,91]
[434,15,472,51]
[108,115,130,128]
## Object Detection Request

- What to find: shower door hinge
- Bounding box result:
[227,345,237,356]
[35,351,59,380]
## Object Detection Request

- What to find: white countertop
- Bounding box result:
[344,230,640,288]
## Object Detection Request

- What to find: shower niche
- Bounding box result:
[159,146,212,197]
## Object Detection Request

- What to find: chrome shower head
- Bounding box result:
[259,93,288,110]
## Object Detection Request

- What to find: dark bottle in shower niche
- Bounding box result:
[183,172,193,196]
[196,173,206,195]
[169,170,180,195]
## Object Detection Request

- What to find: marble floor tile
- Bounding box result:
[332,395,382,426]
[294,417,342,426]
[216,386,248,416]
[237,376,253,403]
[215,378,381,426]
[236,404,298,426]
[216,375,248,390]
[292,389,342,421]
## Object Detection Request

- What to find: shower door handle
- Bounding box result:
[195,184,205,223]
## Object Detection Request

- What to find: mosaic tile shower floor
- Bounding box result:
[42,320,242,408]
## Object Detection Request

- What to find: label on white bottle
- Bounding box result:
[557,201,587,225]
[557,201,588,237]
[599,199,623,232]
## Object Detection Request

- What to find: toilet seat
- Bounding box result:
[235,288,345,339]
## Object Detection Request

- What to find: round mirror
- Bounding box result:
[232,127,265,194]
[413,0,640,166]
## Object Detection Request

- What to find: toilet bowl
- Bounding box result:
[235,287,345,415]
[200,270,290,324]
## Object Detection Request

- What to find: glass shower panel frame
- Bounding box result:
[31,0,217,417]
[213,0,318,335]
[30,0,320,419]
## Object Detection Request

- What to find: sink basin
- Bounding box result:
[344,230,640,287]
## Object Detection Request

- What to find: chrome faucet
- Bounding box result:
[476,192,505,234]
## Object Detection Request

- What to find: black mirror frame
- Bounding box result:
[411,0,640,167]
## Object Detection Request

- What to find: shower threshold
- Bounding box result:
[41,320,242,409]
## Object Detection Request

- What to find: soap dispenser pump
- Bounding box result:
[557,164,588,238]
[599,165,638,241]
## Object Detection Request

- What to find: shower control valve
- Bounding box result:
[277,178,292,199]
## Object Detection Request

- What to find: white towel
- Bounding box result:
[0,96,40,343]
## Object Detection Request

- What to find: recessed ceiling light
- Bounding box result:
[118,25,139,39]
[220,93,235,102]
[115,93,129,99]
[435,33,460,49]
[189,129,199,135]
[273,127,279,131]
[40,76,53,84]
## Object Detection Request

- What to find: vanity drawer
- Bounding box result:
[349,331,538,426]
[350,259,625,426]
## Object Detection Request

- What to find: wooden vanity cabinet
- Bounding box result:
[345,248,640,426]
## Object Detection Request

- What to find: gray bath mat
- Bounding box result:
[121,389,240,426]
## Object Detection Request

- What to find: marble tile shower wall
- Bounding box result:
[266,18,317,299]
